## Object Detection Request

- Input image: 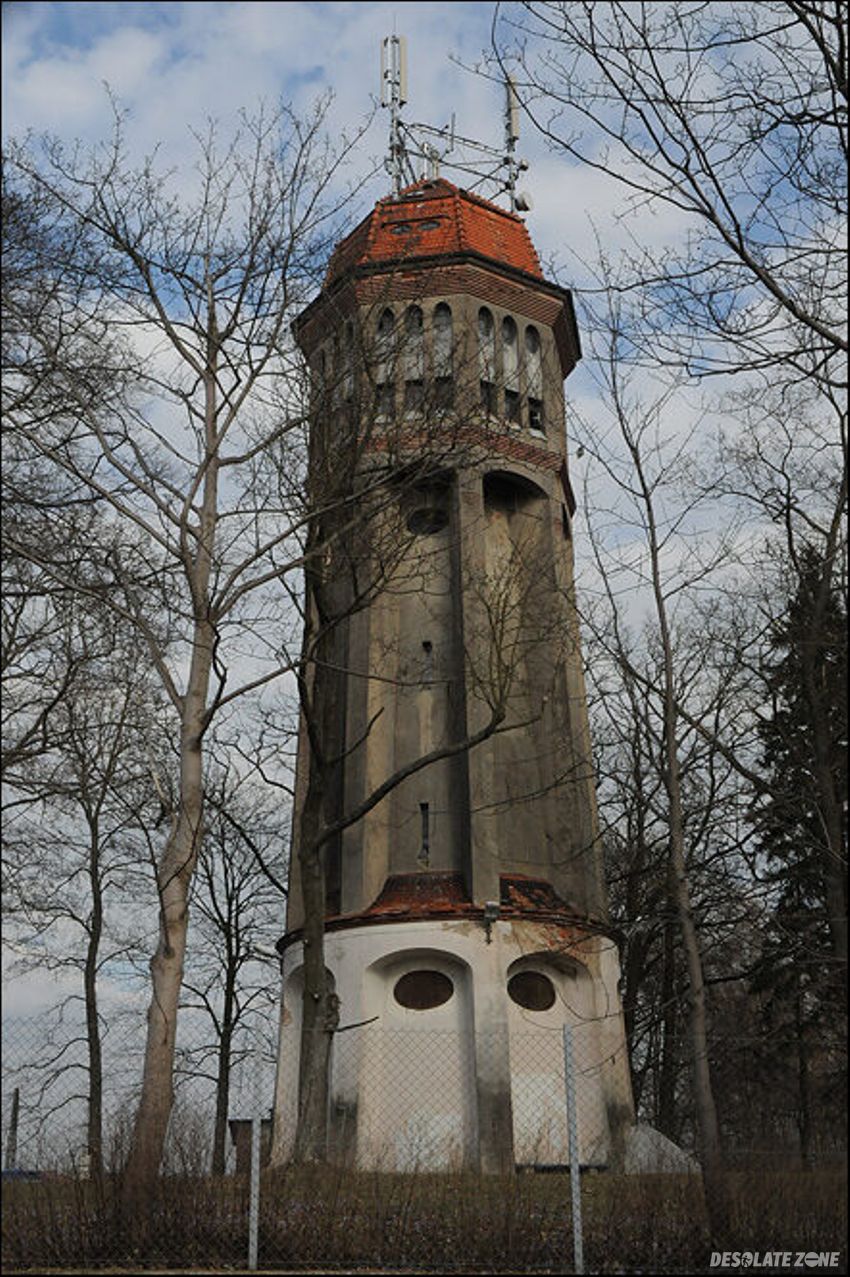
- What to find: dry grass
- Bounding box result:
[2,1164,846,1273]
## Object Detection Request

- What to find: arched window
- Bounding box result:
[375,308,395,417]
[502,316,520,424]
[478,307,496,415]
[433,303,453,410]
[525,326,544,433]
[404,305,424,415]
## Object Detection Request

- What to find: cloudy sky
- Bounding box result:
[5,1,691,481]
[2,1,650,280]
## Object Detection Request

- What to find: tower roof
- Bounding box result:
[325,178,544,285]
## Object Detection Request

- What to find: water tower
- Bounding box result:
[271,43,633,1172]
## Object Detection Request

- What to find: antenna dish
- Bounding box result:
[515,191,534,212]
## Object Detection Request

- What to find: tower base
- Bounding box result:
[271,909,633,1173]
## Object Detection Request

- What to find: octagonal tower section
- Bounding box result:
[272,179,634,1173]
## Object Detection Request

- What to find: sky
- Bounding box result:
[2,1,700,511]
[2,0,658,283]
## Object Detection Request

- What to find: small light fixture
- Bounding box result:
[483,900,500,943]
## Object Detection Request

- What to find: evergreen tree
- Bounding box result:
[751,547,847,1157]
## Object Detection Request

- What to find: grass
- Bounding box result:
[2,1164,846,1273]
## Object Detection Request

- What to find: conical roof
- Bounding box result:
[325,178,543,285]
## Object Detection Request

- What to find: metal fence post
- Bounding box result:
[247,1037,262,1272]
[563,1024,584,1275]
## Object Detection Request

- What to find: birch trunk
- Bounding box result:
[123,346,219,1192]
[121,690,209,1193]
[642,466,726,1235]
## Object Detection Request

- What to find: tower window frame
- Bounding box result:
[375,307,396,419]
[478,306,497,418]
[433,302,454,411]
[403,305,425,418]
[502,315,519,425]
[525,326,545,435]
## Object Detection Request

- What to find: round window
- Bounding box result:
[406,506,449,535]
[507,971,556,1011]
[393,969,454,1010]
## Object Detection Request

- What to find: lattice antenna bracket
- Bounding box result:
[379,35,533,212]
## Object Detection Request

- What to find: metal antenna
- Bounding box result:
[379,36,532,212]
[381,35,412,195]
[505,76,520,212]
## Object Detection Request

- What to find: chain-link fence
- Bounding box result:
[2,1013,846,1273]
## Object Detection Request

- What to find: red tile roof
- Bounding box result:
[325,178,544,285]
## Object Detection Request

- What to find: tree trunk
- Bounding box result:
[804,649,847,977]
[84,826,103,1179]
[292,747,339,1163]
[211,985,235,1176]
[124,354,218,1194]
[657,899,678,1140]
[795,986,812,1169]
[122,686,209,1194]
[637,445,726,1237]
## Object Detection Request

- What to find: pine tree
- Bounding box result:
[751,547,847,1157]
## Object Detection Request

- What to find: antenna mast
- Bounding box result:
[505,76,521,213]
[379,37,532,212]
[381,35,413,196]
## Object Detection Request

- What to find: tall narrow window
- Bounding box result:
[375,308,395,418]
[418,801,430,867]
[525,326,544,433]
[478,307,496,415]
[404,305,424,415]
[433,303,453,410]
[502,316,520,424]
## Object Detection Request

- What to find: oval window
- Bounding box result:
[507,971,556,1011]
[407,506,449,535]
[394,970,454,1010]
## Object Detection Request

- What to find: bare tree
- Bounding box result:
[493,1,846,386]
[569,283,752,1222]
[2,607,166,1177]
[3,98,369,1190]
[178,762,285,1176]
[491,1,847,1189]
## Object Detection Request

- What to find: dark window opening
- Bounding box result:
[435,376,454,410]
[480,380,496,414]
[561,503,572,540]
[404,379,424,414]
[405,481,450,536]
[529,398,544,433]
[483,471,544,515]
[418,801,430,866]
[505,389,521,424]
[387,217,441,235]
[422,640,434,683]
[394,969,453,1010]
[375,382,394,418]
[508,971,556,1011]
[407,505,448,535]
